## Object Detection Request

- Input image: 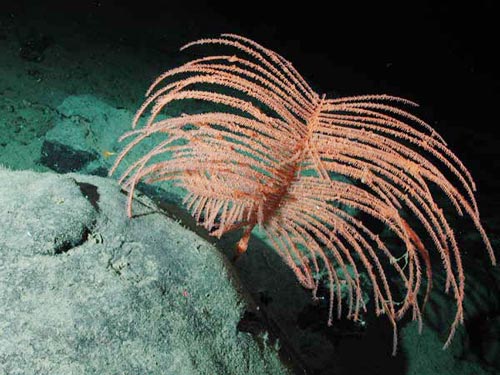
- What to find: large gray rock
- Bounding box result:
[0,167,290,375]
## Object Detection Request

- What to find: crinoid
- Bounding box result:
[110,34,496,354]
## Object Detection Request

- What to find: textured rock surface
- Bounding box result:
[0,168,289,375]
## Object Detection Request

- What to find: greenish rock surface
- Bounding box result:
[0,168,290,375]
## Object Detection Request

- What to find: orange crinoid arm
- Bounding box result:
[110,34,496,355]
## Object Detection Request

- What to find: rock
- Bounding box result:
[0,167,290,375]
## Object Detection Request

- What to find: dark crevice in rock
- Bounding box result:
[76,181,100,212]
[53,225,91,255]
[40,140,98,173]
